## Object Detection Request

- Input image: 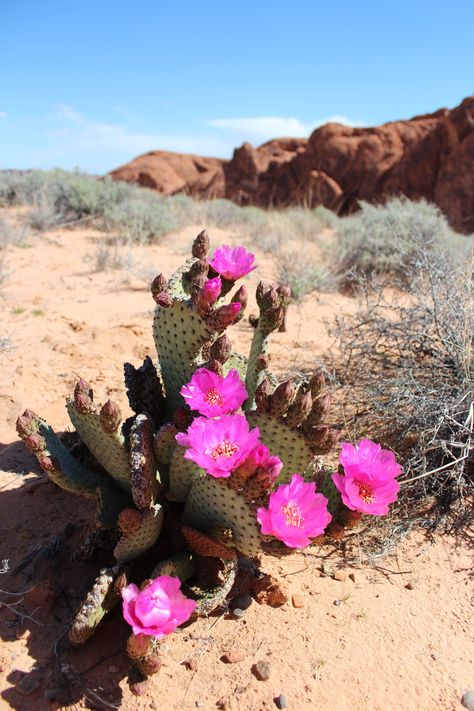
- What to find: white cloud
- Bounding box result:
[208,114,365,142]
[208,116,311,138]
[0,111,7,119]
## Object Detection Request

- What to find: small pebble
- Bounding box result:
[405,582,414,590]
[185,658,198,671]
[252,660,271,681]
[15,675,41,696]
[221,649,246,664]
[321,561,332,577]
[348,572,357,583]
[334,571,347,582]
[275,693,287,708]
[216,698,229,711]
[291,593,305,608]
[195,701,204,708]
[462,690,474,710]
[333,599,342,606]
[235,686,247,694]
[232,608,245,619]
[108,665,119,674]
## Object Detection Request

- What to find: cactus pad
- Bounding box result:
[69,566,125,645]
[114,505,164,563]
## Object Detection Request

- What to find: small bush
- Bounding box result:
[332,197,473,287]
[103,193,178,243]
[329,247,473,529]
[276,258,331,301]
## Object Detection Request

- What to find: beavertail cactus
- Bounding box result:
[17,229,402,685]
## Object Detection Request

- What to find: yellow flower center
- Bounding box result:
[204,388,225,407]
[281,501,305,528]
[356,482,375,503]
[209,438,239,460]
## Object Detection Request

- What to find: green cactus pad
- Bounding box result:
[183,477,263,556]
[224,351,248,380]
[36,420,108,497]
[67,399,131,493]
[153,423,178,465]
[129,414,160,510]
[244,320,273,410]
[151,553,197,582]
[153,299,215,412]
[114,504,164,563]
[167,445,203,501]
[317,469,343,517]
[69,566,124,645]
[246,412,316,483]
[96,484,132,529]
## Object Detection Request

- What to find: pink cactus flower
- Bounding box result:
[210,244,256,280]
[237,443,283,483]
[331,439,402,515]
[196,277,222,312]
[257,473,332,548]
[175,414,260,478]
[180,368,248,417]
[122,576,196,638]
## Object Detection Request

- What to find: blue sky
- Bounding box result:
[1,0,473,174]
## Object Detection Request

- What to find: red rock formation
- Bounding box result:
[109,96,474,233]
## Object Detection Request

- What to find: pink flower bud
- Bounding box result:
[100,399,122,433]
[210,302,242,330]
[196,277,222,313]
[192,229,210,259]
[24,434,44,453]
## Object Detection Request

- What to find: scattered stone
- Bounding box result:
[221,649,246,664]
[216,698,230,711]
[348,573,357,583]
[231,594,253,610]
[252,660,271,681]
[462,690,474,710]
[333,599,342,606]
[334,571,347,582]
[24,579,56,609]
[235,686,247,694]
[275,693,287,708]
[15,674,41,696]
[108,665,119,674]
[291,593,305,608]
[185,658,198,671]
[405,582,415,590]
[195,701,204,708]
[232,608,245,619]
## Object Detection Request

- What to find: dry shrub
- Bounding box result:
[329,248,473,535]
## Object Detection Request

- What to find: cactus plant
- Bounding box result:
[17,228,401,688]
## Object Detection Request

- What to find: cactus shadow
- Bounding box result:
[0,439,130,709]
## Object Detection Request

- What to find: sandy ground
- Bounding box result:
[0,212,472,710]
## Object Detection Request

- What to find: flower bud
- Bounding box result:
[24,433,44,453]
[209,302,241,330]
[255,378,271,411]
[261,286,280,311]
[309,370,326,397]
[153,291,173,307]
[100,399,122,433]
[248,313,259,328]
[269,379,296,417]
[256,281,271,308]
[264,306,285,330]
[74,390,94,414]
[127,633,154,661]
[151,273,167,301]
[306,392,331,426]
[192,229,210,259]
[188,258,209,284]
[285,389,313,428]
[204,359,224,376]
[16,410,36,438]
[195,277,221,314]
[231,285,248,310]
[210,334,232,363]
[256,354,269,371]
[276,284,292,304]
[173,406,192,431]
[38,455,58,473]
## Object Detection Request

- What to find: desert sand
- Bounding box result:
[0,211,472,710]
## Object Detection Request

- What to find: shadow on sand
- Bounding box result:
[0,440,130,710]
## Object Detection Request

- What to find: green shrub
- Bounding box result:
[332,197,473,286]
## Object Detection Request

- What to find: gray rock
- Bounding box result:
[462,690,474,710]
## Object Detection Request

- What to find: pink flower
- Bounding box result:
[237,444,283,483]
[257,473,332,548]
[210,245,256,280]
[180,368,248,417]
[122,576,196,638]
[196,277,221,312]
[175,414,260,478]
[331,439,402,515]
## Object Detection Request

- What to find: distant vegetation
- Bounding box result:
[0,169,472,296]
